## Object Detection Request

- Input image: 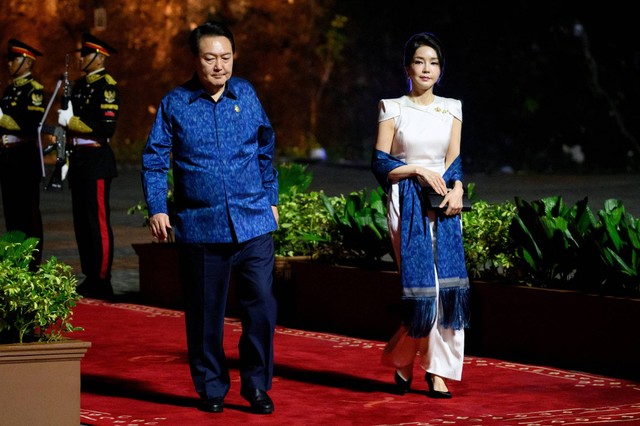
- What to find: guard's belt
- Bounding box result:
[72,137,108,147]
[1,135,34,146]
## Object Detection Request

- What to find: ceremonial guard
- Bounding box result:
[57,33,119,299]
[0,39,45,268]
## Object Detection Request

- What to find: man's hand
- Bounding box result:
[57,103,74,127]
[148,213,172,242]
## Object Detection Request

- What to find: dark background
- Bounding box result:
[331,1,640,173]
[2,0,638,174]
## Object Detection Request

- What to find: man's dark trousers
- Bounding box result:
[179,233,277,400]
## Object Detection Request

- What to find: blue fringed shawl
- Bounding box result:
[372,149,470,338]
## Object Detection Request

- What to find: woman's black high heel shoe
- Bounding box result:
[425,372,452,399]
[394,370,412,395]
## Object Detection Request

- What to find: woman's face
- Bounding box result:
[194,35,233,96]
[407,45,441,93]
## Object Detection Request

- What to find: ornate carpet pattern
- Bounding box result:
[75,299,640,425]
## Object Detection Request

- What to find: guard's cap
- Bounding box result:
[78,33,117,57]
[7,38,43,61]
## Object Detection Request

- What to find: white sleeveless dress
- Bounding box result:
[378,95,465,381]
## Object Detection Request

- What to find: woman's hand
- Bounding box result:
[442,186,464,216]
[417,169,447,195]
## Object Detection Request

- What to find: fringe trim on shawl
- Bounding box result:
[439,285,471,330]
[402,296,438,338]
[373,150,470,336]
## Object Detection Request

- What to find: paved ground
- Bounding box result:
[2,162,639,297]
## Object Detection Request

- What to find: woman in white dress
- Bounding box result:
[371,32,470,399]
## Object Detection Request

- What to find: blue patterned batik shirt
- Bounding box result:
[142,75,279,243]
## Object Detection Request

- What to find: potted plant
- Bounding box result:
[461,198,518,280]
[283,185,401,339]
[273,163,335,258]
[128,169,182,308]
[285,180,640,381]
[466,195,640,381]
[0,230,90,425]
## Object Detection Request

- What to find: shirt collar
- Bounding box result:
[86,69,107,84]
[87,68,106,76]
[13,72,33,87]
[187,74,238,103]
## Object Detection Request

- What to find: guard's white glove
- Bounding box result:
[0,106,3,119]
[57,103,74,127]
[61,161,69,181]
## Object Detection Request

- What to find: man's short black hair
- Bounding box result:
[189,21,235,55]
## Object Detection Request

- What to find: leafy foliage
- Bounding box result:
[589,199,640,294]
[509,196,639,296]
[0,231,81,344]
[276,162,313,196]
[462,199,517,279]
[273,191,338,257]
[319,186,394,267]
[509,196,592,286]
[273,162,342,257]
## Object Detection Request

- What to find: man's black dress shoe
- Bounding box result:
[425,372,452,399]
[394,370,412,394]
[240,388,274,414]
[198,397,224,413]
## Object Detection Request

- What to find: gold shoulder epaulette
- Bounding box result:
[105,74,117,85]
[87,73,102,84]
[31,80,43,90]
[14,77,29,87]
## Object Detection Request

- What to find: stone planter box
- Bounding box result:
[467,280,640,381]
[286,260,640,380]
[287,259,402,341]
[0,339,91,426]
[132,242,182,309]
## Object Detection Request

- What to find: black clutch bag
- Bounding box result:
[425,190,472,212]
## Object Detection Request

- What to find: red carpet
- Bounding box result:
[74,299,640,425]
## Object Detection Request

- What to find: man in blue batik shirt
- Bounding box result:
[141,21,279,415]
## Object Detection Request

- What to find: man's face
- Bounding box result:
[7,57,31,77]
[194,35,233,96]
[80,52,104,73]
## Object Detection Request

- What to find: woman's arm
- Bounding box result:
[374,118,448,194]
[442,117,464,214]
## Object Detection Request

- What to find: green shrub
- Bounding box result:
[276,162,312,196]
[273,191,338,257]
[272,162,340,257]
[0,231,82,344]
[509,196,640,296]
[462,199,517,279]
[592,199,640,295]
[319,186,394,268]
